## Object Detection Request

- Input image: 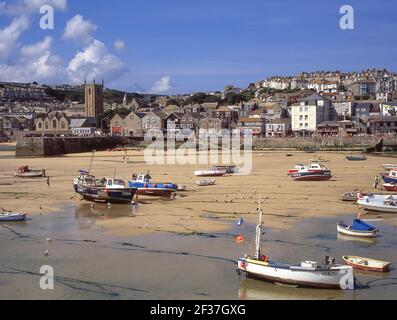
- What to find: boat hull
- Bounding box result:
[238,258,354,290]
[357,199,397,213]
[383,183,397,192]
[337,224,378,238]
[0,213,27,222]
[291,173,332,181]
[346,156,367,161]
[74,185,137,204]
[342,256,390,273]
[382,174,397,184]
[136,188,176,197]
[15,170,45,178]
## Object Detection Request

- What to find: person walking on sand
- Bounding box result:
[373,175,379,189]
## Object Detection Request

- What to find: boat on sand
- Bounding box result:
[237,198,355,290]
[0,212,27,222]
[196,179,216,186]
[337,219,378,238]
[357,194,397,213]
[194,168,226,177]
[15,166,46,178]
[342,256,390,273]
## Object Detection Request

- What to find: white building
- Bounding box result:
[291,94,332,136]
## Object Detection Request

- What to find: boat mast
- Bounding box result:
[255,195,263,260]
[88,150,96,175]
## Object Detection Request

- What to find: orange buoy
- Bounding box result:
[235,235,245,244]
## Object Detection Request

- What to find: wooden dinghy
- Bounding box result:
[337,219,378,238]
[0,212,27,222]
[342,256,390,273]
[196,179,216,186]
[15,166,46,178]
[346,155,367,161]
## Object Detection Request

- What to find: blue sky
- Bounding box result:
[0,0,396,94]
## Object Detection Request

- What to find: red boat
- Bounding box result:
[383,183,397,192]
[288,163,331,176]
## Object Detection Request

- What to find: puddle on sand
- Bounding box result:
[0,205,397,300]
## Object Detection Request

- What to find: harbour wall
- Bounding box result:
[16,136,144,157]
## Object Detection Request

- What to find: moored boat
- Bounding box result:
[0,212,27,222]
[128,173,178,198]
[74,173,137,204]
[213,165,239,174]
[237,198,355,290]
[342,192,369,202]
[383,183,397,192]
[194,168,226,177]
[196,179,216,186]
[291,171,332,181]
[346,155,367,161]
[357,194,397,213]
[337,219,378,238]
[381,169,397,184]
[15,166,46,178]
[287,163,331,176]
[342,256,390,273]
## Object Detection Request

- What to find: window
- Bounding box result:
[304,107,308,112]
[61,122,66,129]
[305,115,308,121]
[38,123,42,129]
[45,122,49,130]
[299,115,303,120]
[53,120,57,129]
[305,123,308,128]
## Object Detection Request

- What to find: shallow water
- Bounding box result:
[0,203,397,300]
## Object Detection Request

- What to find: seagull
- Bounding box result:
[107,203,112,208]
[44,238,51,256]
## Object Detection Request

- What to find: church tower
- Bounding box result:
[85,80,104,118]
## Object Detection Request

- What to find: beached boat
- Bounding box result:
[383,164,397,171]
[346,155,367,161]
[74,173,137,204]
[337,219,378,238]
[291,171,333,182]
[342,192,369,202]
[213,165,239,174]
[196,179,216,186]
[309,156,330,163]
[0,212,27,222]
[383,183,397,192]
[357,194,397,213]
[237,198,355,290]
[128,173,178,198]
[342,256,390,273]
[381,169,397,184]
[287,163,331,176]
[194,168,227,177]
[15,166,46,178]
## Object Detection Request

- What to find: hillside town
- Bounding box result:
[1,68,397,141]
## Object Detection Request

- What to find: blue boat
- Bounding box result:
[337,219,378,238]
[129,173,178,198]
[382,170,397,184]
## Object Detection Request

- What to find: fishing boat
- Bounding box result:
[346,155,367,161]
[383,183,397,192]
[196,179,216,186]
[213,165,239,174]
[337,219,378,238]
[128,173,178,198]
[15,166,46,178]
[74,173,137,204]
[194,168,227,177]
[342,256,390,273]
[383,164,397,171]
[357,194,397,213]
[287,163,331,176]
[381,169,397,184]
[0,212,27,222]
[291,171,333,182]
[237,198,355,290]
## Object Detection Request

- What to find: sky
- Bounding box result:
[0,0,396,94]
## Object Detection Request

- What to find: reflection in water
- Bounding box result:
[238,278,345,300]
[336,233,380,246]
[74,203,139,229]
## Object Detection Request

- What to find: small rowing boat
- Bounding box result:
[342,256,390,273]
[0,212,27,222]
[15,166,46,178]
[337,219,378,238]
[213,165,239,174]
[196,179,216,186]
[346,155,367,161]
[342,192,369,202]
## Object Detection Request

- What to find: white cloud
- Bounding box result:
[0,15,30,59]
[114,40,125,51]
[151,76,173,93]
[67,39,128,84]
[20,36,52,57]
[63,14,97,45]
[0,36,63,83]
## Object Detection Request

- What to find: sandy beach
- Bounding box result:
[1,149,396,236]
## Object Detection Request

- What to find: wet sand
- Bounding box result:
[1,150,397,236]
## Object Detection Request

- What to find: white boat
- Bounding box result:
[383,164,397,171]
[0,212,27,222]
[194,168,226,177]
[196,179,216,186]
[337,219,378,238]
[15,166,46,178]
[357,194,397,213]
[237,197,355,290]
